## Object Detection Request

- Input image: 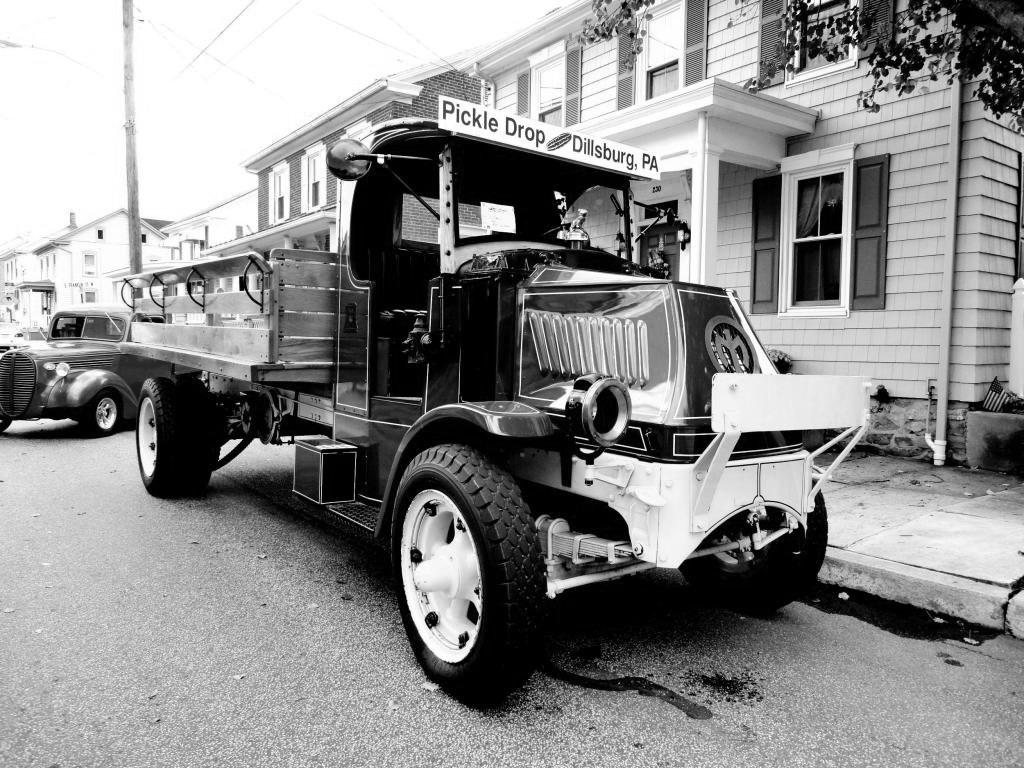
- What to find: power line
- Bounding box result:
[370,3,462,75]
[316,12,431,66]
[136,5,290,103]
[225,0,304,64]
[176,0,258,78]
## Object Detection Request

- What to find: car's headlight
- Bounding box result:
[44,361,71,377]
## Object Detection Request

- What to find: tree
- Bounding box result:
[580,0,1024,131]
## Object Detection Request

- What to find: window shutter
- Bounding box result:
[516,71,530,116]
[758,0,786,86]
[565,44,582,126]
[851,154,890,310]
[684,0,707,86]
[860,0,894,58]
[751,175,782,314]
[616,33,634,110]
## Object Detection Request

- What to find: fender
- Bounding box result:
[375,401,557,539]
[45,370,137,416]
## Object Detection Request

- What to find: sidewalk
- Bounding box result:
[819,452,1024,636]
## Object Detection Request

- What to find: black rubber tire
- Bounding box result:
[80,389,120,436]
[681,493,829,616]
[393,443,547,703]
[136,377,217,497]
[0,416,10,433]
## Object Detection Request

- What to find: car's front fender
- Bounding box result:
[44,370,135,414]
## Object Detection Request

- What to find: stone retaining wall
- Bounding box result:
[861,397,969,464]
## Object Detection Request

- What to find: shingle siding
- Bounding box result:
[257,169,270,231]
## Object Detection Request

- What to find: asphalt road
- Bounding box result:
[2,419,1023,768]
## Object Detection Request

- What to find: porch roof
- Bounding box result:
[203,209,334,258]
[582,78,819,171]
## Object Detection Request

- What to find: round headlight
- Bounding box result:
[43,362,56,371]
[565,374,632,448]
[55,362,71,378]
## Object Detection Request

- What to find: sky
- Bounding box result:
[0,0,564,244]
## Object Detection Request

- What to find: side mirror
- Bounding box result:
[327,139,372,181]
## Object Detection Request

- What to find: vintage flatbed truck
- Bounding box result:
[121,98,869,701]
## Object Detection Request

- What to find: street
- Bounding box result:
[2,420,1023,768]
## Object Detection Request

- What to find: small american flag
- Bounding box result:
[981,377,1011,412]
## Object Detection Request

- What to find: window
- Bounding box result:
[644,2,682,99]
[789,0,857,82]
[141,233,147,244]
[776,144,856,316]
[271,163,289,224]
[83,252,96,277]
[51,316,84,338]
[97,228,104,240]
[236,225,244,239]
[83,291,97,305]
[82,315,124,339]
[535,57,565,125]
[792,173,844,304]
[303,145,325,211]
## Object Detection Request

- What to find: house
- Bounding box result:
[204,60,484,261]
[0,210,169,328]
[158,189,257,265]
[462,0,1024,463]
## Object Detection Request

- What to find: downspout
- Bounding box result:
[924,76,963,466]
[472,64,496,109]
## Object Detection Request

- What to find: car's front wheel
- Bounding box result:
[80,390,120,436]
[394,443,546,703]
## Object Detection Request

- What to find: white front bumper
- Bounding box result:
[510,447,808,569]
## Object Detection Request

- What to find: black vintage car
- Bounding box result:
[0,305,171,435]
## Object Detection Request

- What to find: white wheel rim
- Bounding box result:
[95,396,117,430]
[400,489,483,664]
[137,397,157,477]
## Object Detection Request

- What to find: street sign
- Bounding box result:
[438,96,661,180]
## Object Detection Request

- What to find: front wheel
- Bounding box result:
[136,377,216,497]
[394,444,546,703]
[80,390,120,436]
[681,493,828,616]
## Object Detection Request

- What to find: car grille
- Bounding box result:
[67,353,116,370]
[0,352,36,418]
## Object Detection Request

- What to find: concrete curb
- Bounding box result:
[820,547,1011,630]
[1007,592,1024,639]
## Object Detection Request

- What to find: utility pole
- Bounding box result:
[122,0,142,276]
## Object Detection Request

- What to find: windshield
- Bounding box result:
[452,140,631,257]
[50,315,127,341]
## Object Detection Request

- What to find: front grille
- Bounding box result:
[0,352,37,417]
[527,309,650,388]
[67,353,116,370]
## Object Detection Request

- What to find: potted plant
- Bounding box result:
[767,348,792,374]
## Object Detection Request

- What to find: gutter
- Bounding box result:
[925,76,964,466]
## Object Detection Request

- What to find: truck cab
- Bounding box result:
[122,104,869,702]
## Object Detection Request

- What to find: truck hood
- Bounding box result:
[15,340,120,360]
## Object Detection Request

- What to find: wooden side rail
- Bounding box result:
[123,248,339,372]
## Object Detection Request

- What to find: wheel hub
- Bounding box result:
[401,490,483,664]
[137,398,157,477]
[95,397,117,430]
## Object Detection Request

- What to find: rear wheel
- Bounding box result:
[394,443,546,703]
[136,377,217,497]
[80,390,120,436]
[682,493,828,616]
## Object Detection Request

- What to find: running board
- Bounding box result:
[326,501,378,531]
[535,515,636,564]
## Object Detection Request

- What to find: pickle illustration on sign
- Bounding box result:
[437,96,661,180]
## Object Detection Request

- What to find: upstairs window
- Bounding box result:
[141,233,148,244]
[83,252,96,277]
[97,228,104,240]
[535,58,565,125]
[236,225,244,239]
[789,0,858,82]
[271,163,289,224]
[644,2,682,99]
[302,145,326,212]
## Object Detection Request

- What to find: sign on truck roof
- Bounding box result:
[438,96,661,181]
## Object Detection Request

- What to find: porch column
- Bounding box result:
[689,111,721,286]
